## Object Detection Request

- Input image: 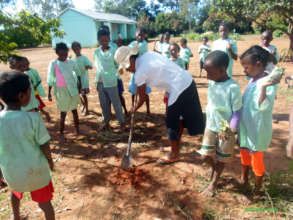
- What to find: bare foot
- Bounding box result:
[201,183,216,197]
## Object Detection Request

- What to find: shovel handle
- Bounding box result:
[127,94,137,155]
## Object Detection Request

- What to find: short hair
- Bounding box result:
[8,55,23,68]
[205,50,229,69]
[203,36,208,41]
[130,54,139,60]
[170,42,180,52]
[262,30,273,38]
[180,38,187,44]
[98,29,110,39]
[136,26,146,34]
[99,25,109,32]
[55,42,68,53]
[240,45,276,66]
[0,71,30,104]
[164,32,170,38]
[71,41,81,49]
[219,21,230,30]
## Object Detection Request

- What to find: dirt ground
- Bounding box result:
[0,35,293,220]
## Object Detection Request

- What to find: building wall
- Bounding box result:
[52,10,98,47]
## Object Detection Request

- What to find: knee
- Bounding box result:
[167,128,179,141]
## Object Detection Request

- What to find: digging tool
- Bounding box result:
[121,94,137,169]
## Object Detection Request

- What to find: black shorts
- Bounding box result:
[200,60,204,69]
[166,81,205,141]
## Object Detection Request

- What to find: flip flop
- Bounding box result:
[157,155,180,165]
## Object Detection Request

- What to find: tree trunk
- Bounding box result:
[289,34,293,51]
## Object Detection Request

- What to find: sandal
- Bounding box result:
[157,155,180,165]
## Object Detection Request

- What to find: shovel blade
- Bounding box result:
[121,155,132,170]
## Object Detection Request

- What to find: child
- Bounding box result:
[47,43,82,143]
[197,50,242,197]
[212,21,238,78]
[99,25,118,51]
[11,56,41,113]
[161,32,171,58]
[0,72,55,220]
[198,36,211,77]
[239,45,280,200]
[94,29,125,130]
[153,34,164,53]
[261,30,279,62]
[128,27,151,114]
[71,41,93,116]
[22,57,51,121]
[180,38,193,70]
[170,42,185,69]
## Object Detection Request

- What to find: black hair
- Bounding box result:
[203,36,208,41]
[164,32,170,38]
[170,42,180,51]
[0,71,30,104]
[130,54,139,60]
[98,29,110,39]
[180,38,187,44]
[262,30,273,38]
[55,42,68,53]
[99,25,109,31]
[136,26,146,34]
[219,21,230,30]
[71,41,81,49]
[205,50,229,69]
[8,55,23,68]
[240,45,276,66]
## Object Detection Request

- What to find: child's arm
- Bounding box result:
[40,142,54,171]
[227,42,238,60]
[189,48,193,57]
[258,80,278,105]
[131,84,147,113]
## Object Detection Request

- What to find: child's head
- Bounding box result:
[202,36,208,44]
[170,43,180,58]
[55,43,69,62]
[240,45,275,78]
[98,29,110,48]
[136,27,146,42]
[159,34,164,42]
[261,30,273,47]
[71,41,81,56]
[21,57,30,71]
[0,71,31,107]
[99,25,110,32]
[8,55,23,70]
[219,21,230,39]
[180,38,187,48]
[204,50,229,81]
[164,32,170,43]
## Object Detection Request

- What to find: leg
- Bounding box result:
[97,83,111,128]
[131,94,135,107]
[251,151,265,195]
[107,87,125,125]
[240,165,250,185]
[240,149,252,185]
[38,201,55,220]
[59,112,67,143]
[11,192,21,220]
[82,94,89,115]
[201,155,215,181]
[202,161,225,197]
[146,94,150,115]
[72,109,79,135]
[119,94,128,115]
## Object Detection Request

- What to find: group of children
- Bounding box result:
[0,22,289,219]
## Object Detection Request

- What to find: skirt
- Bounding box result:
[55,87,81,112]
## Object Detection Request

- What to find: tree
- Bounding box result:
[178,0,199,31]
[212,0,293,51]
[23,0,73,20]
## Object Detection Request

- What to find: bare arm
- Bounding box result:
[48,86,52,101]
[132,84,147,113]
[40,142,54,171]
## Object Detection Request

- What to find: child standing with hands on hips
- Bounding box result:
[0,72,55,220]
[239,45,281,201]
[128,27,151,114]
[197,51,242,197]
[71,41,93,116]
[47,43,82,143]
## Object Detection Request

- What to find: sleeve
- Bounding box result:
[229,109,241,130]
[84,56,92,68]
[94,51,99,70]
[47,60,56,86]
[134,69,147,87]
[231,40,238,55]
[33,114,51,146]
[188,48,193,56]
[33,69,46,97]
[258,85,277,111]
[230,84,242,112]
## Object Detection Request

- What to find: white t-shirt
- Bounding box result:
[134,52,193,106]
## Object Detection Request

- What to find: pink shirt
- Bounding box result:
[55,63,66,88]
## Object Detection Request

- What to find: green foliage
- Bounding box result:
[0,10,64,63]
[182,32,242,42]
[273,30,284,38]
[155,12,187,35]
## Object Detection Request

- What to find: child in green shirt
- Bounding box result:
[0,72,55,220]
